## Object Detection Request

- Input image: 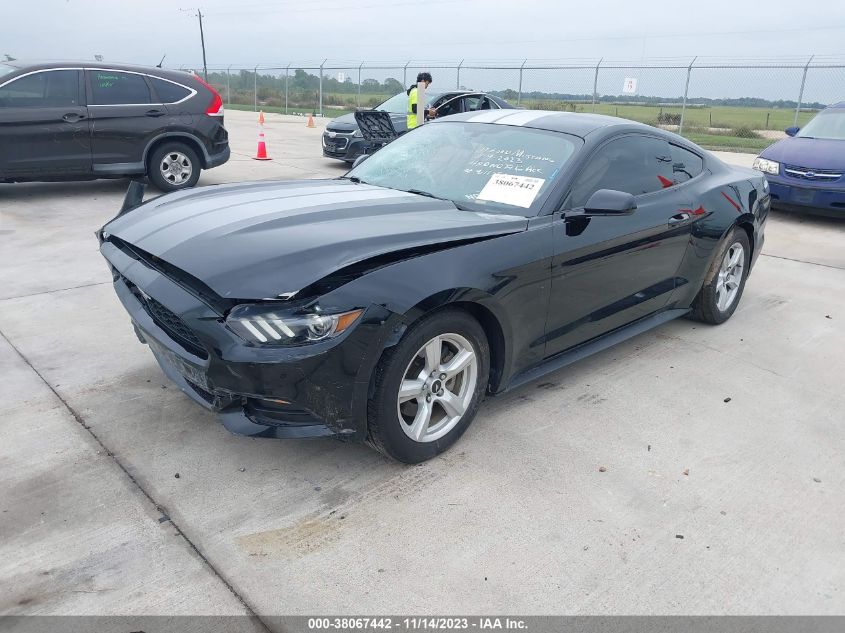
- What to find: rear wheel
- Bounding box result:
[147,142,201,192]
[367,309,489,463]
[689,227,750,324]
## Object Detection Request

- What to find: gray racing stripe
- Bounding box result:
[466,110,516,123]
[490,110,558,127]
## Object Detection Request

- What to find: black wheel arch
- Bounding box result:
[375,289,513,395]
[143,133,211,171]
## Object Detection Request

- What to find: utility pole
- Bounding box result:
[197,9,208,80]
[180,7,208,79]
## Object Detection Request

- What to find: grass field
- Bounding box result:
[228,99,811,153]
[538,102,817,131]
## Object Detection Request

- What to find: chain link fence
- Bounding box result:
[178,57,845,153]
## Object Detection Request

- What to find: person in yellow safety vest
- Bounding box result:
[407,72,434,130]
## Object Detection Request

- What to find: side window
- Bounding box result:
[89,71,151,105]
[568,135,674,207]
[670,144,704,184]
[463,96,483,111]
[435,96,461,117]
[0,70,79,108]
[149,77,191,103]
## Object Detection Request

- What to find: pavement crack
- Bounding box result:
[0,281,111,302]
[760,253,844,271]
[0,328,274,632]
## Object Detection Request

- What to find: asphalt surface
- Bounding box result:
[1,110,843,620]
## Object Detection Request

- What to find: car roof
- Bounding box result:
[4,60,197,80]
[433,109,656,138]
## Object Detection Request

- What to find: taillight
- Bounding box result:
[193,74,224,117]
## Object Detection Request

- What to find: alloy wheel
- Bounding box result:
[160,151,193,186]
[396,333,478,443]
[716,241,745,312]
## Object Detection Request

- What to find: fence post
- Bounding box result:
[357,62,363,109]
[319,58,326,118]
[517,60,526,106]
[403,61,410,88]
[794,55,814,128]
[456,59,464,89]
[591,58,603,113]
[285,63,290,115]
[226,65,231,107]
[253,65,258,112]
[678,56,697,136]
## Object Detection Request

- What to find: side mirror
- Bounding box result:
[785,126,799,137]
[351,154,369,169]
[583,189,637,215]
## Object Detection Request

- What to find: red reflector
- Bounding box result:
[193,73,224,116]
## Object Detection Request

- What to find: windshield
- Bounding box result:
[348,121,581,215]
[797,109,845,141]
[0,63,15,81]
[376,90,442,113]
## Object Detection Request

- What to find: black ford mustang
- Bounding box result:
[99,110,769,463]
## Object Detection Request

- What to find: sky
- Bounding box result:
[4,0,845,102]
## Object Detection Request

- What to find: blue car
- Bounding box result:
[753,102,845,217]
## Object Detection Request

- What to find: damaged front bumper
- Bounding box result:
[101,240,395,441]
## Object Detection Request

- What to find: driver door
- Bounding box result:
[543,134,694,358]
[0,69,90,178]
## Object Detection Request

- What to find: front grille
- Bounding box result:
[144,295,205,355]
[783,164,842,181]
[322,134,349,151]
[123,276,207,358]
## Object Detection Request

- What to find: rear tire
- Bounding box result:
[689,227,751,325]
[147,142,201,192]
[367,309,490,463]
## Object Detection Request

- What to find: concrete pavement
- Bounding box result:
[0,109,842,620]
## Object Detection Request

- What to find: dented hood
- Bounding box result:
[104,179,528,300]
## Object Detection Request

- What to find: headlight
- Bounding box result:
[753,157,779,175]
[352,129,363,138]
[226,305,363,345]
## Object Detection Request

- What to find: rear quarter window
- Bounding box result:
[150,77,192,103]
[670,144,704,183]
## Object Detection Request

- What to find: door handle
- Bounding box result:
[668,212,691,226]
[145,109,165,117]
[62,113,85,123]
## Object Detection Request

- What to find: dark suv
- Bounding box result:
[0,61,230,191]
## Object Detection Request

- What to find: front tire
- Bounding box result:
[689,227,751,324]
[147,142,201,192]
[367,309,490,463]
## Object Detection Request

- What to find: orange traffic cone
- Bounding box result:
[306,113,315,128]
[252,130,271,161]
[258,110,265,125]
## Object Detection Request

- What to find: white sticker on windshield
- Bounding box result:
[477,173,545,208]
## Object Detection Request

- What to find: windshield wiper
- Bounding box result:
[405,188,472,211]
[405,188,444,200]
[341,175,366,184]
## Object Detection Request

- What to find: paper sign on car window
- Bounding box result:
[477,173,545,208]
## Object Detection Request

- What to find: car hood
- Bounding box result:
[759,137,845,170]
[327,111,405,132]
[103,180,528,300]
